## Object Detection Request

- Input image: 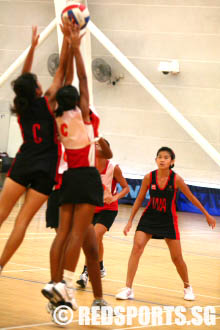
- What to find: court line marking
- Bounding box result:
[107,231,220,235]
[0,322,53,330]
[106,234,220,238]
[2,274,220,330]
[2,270,220,301]
[3,274,219,310]
[6,228,219,261]
[0,233,55,236]
[111,318,220,330]
[3,269,48,273]
[0,318,78,330]
[1,310,219,330]
[8,262,49,269]
[107,278,220,301]
[0,230,219,236]
[104,235,220,259]
[5,262,220,300]
[0,237,54,241]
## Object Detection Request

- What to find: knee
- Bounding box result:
[132,242,145,256]
[171,255,184,265]
[85,245,99,262]
[56,231,69,244]
[0,210,9,226]
[71,230,85,244]
[96,231,104,243]
[51,236,66,252]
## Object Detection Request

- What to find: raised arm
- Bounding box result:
[70,26,89,121]
[64,45,74,86]
[45,23,70,111]
[176,175,216,229]
[22,26,39,74]
[124,173,150,236]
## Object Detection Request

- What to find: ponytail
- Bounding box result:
[11,96,29,116]
[11,73,38,116]
[55,105,64,117]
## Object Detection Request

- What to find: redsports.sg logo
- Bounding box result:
[52,305,216,326]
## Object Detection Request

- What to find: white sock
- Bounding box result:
[64,270,75,288]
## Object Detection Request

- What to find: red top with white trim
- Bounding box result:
[56,107,96,168]
[95,161,118,213]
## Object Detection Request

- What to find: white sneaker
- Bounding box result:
[76,271,88,288]
[41,281,55,300]
[53,281,78,310]
[184,286,195,301]
[100,268,107,278]
[115,287,134,300]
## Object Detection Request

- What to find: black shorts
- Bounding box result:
[9,167,54,196]
[92,210,118,231]
[60,167,104,206]
[46,189,60,228]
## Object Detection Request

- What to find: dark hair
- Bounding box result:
[156,146,175,169]
[55,85,80,117]
[11,73,38,116]
[103,138,110,147]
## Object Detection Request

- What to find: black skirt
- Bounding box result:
[136,212,180,240]
[59,167,104,207]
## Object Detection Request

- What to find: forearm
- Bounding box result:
[189,195,209,216]
[45,37,69,108]
[114,186,129,201]
[64,46,74,85]
[128,198,143,223]
[58,37,69,78]
[177,176,210,218]
[73,47,87,82]
[22,46,36,74]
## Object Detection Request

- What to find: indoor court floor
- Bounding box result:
[0,202,219,329]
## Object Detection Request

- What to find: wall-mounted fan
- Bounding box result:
[47,53,59,77]
[92,58,112,83]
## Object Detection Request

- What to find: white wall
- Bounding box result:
[7,116,22,157]
[88,0,220,185]
[1,0,220,185]
[0,0,57,156]
[0,112,10,152]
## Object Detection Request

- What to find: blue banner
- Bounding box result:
[117,178,150,207]
[117,178,220,216]
[177,185,220,216]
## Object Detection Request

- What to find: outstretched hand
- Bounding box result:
[60,19,85,47]
[123,222,132,236]
[69,24,86,48]
[31,26,39,48]
[60,18,72,41]
[206,214,216,229]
